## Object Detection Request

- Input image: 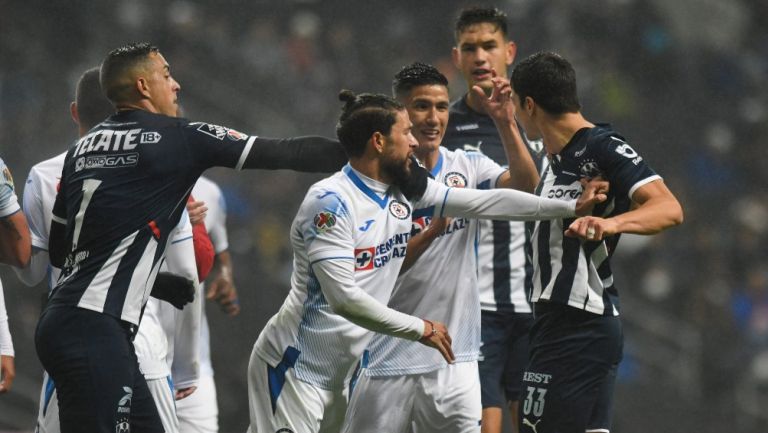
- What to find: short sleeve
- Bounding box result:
[0,158,20,218]
[301,189,355,264]
[595,135,660,200]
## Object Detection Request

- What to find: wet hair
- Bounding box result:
[454,6,509,41]
[335,89,404,158]
[100,42,158,104]
[391,62,449,98]
[75,67,115,129]
[511,51,581,115]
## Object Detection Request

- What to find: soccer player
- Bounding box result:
[0,156,30,394]
[34,42,347,433]
[511,51,683,433]
[442,7,540,433]
[20,67,208,433]
[247,89,608,433]
[341,62,535,433]
[175,175,233,433]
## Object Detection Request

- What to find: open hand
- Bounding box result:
[418,320,454,363]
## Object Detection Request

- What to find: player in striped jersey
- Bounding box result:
[0,157,30,394]
[511,52,683,433]
[342,62,537,433]
[33,43,347,433]
[19,67,210,433]
[442,9,543,432]
[247,90,607,433]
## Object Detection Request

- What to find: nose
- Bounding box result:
[172,78,181,92]
[408,133,418,149]
[426,108,439,125]
[474,47,489,64]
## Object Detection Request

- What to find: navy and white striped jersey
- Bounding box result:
[530,125,660,316]
[48,109,343,325]
[443,96,544,313]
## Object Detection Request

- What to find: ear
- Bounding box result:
[524,96,535,115]
[371,131,385,153]
[136,76,151,99]
[505,41,517,66]
[451,46,460,69]
[70,101,79,125]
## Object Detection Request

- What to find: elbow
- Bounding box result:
[670,202,684,227]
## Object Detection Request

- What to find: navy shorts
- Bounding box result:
[519,303,622,433]
[479,309,534,408]
[35,306,163,433]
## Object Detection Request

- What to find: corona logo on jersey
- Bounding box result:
[388,200,410,220]
[313,211,337,233]
[354,231,411,271]
[444,171,467,188]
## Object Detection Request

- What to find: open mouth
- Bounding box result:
[420,129,441,140]
[472,68,492,80]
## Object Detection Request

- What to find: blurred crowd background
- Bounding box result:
[1,0,767,432]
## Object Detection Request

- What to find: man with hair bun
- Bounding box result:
[247,89,608,433]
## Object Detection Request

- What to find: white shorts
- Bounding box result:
[247,350,347,433]
[35,373,179,433]
[176,373,219,433]
[145,376,180,433]
[342,361,482,433]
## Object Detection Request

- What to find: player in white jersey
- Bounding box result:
[512,52,683,433]
[342,62,538,433]
[175,175,233,433]
[248,90,607,433]
[15,68,203,433]
[0,156,30,394]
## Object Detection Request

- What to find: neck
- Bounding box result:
[415,147,440,172]
[115,99,160,114]
[349,156,391,185]
[538,112,593,156]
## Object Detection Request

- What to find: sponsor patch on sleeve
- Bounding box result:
[191,122,248,141]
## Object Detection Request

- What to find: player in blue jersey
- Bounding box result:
[511,51,683,433]
[34,42,347,433]
[442,7,542,433]
[247,89,608,433]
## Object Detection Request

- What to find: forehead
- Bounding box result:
[394,109,411,127]
[457,22,507,45]
[405,84,450,104]
[146,51,169,70]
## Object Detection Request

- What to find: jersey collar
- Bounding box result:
[430,151,444,178]
[343,164,390,209]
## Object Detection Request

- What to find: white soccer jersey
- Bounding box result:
[366,148,506,376]
[191,176,228,379]
[253,165,424,389]
[16,152,65,289]
[253,163,579,390]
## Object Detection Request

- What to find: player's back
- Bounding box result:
[254,166,413,389]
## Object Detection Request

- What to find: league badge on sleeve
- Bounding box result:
[1,165,14,192]
[313,211,337,233]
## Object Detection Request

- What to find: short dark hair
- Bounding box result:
[76,67,114,129]
[511,51,581,115]
[335,90,404,158]
[392,62,449,98]
[100,42,158,104]
[455,6,508,41]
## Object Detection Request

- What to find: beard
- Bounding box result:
[383,154,430,201]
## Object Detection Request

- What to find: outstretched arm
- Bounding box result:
[565,179,683,241]
[240,136,348,173]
